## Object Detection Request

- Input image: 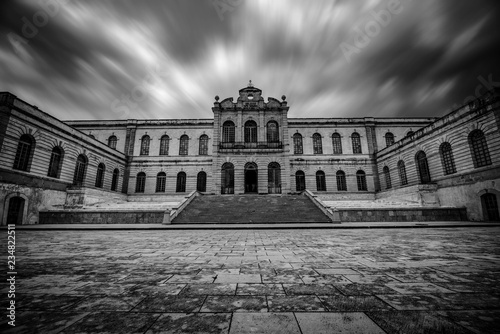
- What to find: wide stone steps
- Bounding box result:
[173,194,331,223]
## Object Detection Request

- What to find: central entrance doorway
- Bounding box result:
[244,162,258,193]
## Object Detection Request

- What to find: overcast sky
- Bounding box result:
[1,0,500,121]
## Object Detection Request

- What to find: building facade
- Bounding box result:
[0,83,499,224]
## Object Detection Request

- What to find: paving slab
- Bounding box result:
[230,313,301,334]
[295,312,386,334]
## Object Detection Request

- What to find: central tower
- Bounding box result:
[211,82,291,194]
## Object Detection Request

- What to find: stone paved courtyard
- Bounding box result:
[1,227,500,333]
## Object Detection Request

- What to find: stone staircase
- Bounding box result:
[173,194,331,223]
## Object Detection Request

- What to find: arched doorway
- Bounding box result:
[295,170,306,191]
[221,163,234,194]
[245,162,258,193]
[6,196,25,225]
[481,193,499,221]
[268,162,281,194]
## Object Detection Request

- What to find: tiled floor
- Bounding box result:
[1,227,499,333]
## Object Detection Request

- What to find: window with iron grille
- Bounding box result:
[111,169,119,191]
[332,133,342,154]
[244,121,257,143]
[336,171,347,191]
[135,172,146,193]
[222,121,235,143]
[73,154,87,186]
[140,135,150,156]
[313,133,323,154]
[176,172,186,192]
[293,133,303,154]
[197,171,207,192]
[179,135,189,155]
[469,130,491,168]
[398,160,408,186]
[440,142,456,175]
[416,151,431,183]
[295,170,306,191]
[13,134,33,171]
[316,171,326,191]
[108,136,117,149]
[199,135,209,155]
[47,146,62,178]
[352,133,362,154]
[385,132,395,147]
[95,163,105,188]
[156,172,166,192]
[159,135,169,155]
[267,121,279,143]
[383,166,392,189]
[356,170,367,191]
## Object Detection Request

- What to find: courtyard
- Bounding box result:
[1,227,500,333]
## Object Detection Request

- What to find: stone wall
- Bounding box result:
[338,208,468,222]
[39,210,164,224]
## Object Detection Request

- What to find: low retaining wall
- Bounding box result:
[338,208,468,222]
[39,210,165,224]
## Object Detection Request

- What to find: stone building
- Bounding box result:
[0,83,499,224]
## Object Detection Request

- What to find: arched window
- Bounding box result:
[336,171,347,191]
[47,146,63,178]
[416,151,431,184]
[244,120,257,143]
[179,135,189,155]
[199,135,209,155]
[383,166,392,189]
[176,172,186,192]
[221,163,234,194]
[295,170,306,191]
[267,121,279,143]
[135,172,146,193]
[293,133,303,154]
[268,162,281,194]
[356,170,367,191]
[352,132,362,154]
[108,135,117,149]
[385,132,395,147]
[398,160,408,186]
[332,133,342,154]
[111,169,119,192]
[95,163,105,188]
[140,135,150,156]
[159,135,169,155]
[316,170,326,191]
[156,172,166,193]
[73,154,88,186]
[469,130,491,168]
[13,134,34,171]
[440,142,456,175]
[313,133,323,154]
[222,121,235,143]
[197,171,207,192]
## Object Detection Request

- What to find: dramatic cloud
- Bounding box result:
[1,0,499,120]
